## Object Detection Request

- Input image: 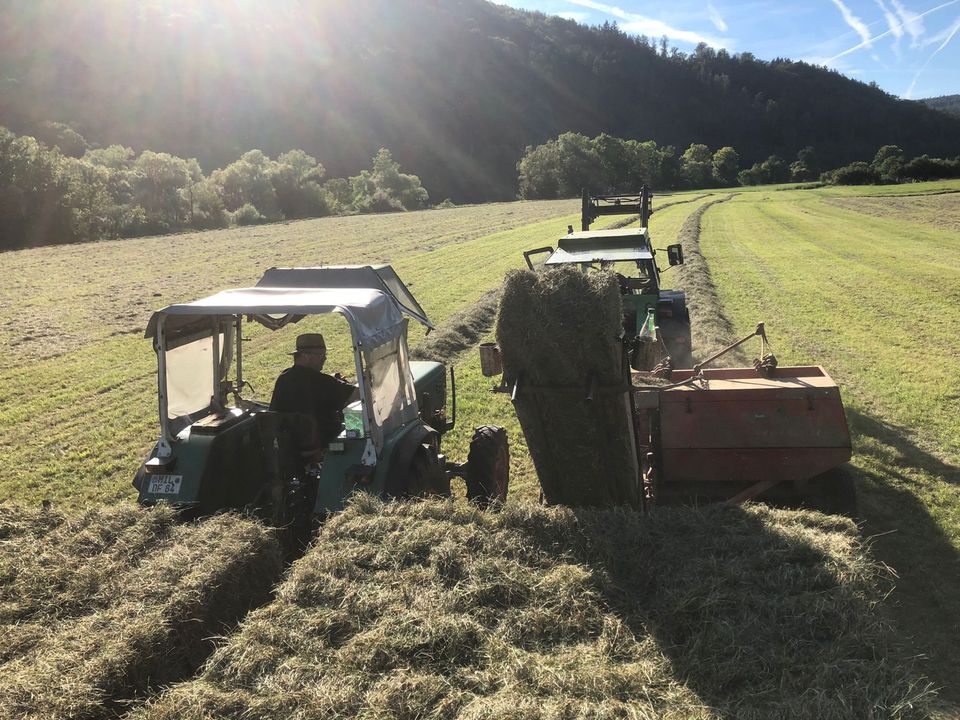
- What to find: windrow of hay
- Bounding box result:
[671,195,746,364]
[495,266,639,507]
[134,497,933,719]
[411,289,501,365]
[0,504,178,662]
[0,509,282,720]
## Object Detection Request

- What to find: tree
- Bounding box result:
[350,148,429,212]
[211,150,280,219]
[271,149,328,218]
[872,145,904,183]
[130,151,191,232]
[517,141,561,199]
[681,143,713,188]
[711,146,740,186]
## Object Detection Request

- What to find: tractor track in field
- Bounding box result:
[672,194,744,364]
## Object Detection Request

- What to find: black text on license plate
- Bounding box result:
[147,474,182,495]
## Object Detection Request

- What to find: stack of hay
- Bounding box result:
[133,497,933,720]
[0,504,282,720]
[495,266,639,507]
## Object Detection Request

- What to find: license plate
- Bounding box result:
[147,474,183,495]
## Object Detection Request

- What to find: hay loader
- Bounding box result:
[521,187,691,370]
[134,265,509,532]
[481,274,855,514]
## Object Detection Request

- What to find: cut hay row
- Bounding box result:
[671,194,745,364]
[411,288,500,365]
[495,266,639,507]
[0,510,282,720]
[0,504,178,662]
[133,497,933,719]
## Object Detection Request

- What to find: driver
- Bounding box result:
[269,333,359,455]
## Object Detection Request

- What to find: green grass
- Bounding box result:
[698,179,960,708]
[0,194,714,505]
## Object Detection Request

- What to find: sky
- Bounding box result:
[495,0,960,99]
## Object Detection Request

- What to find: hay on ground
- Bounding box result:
[411,289,500,364]
[134,497,933,720]
[495,266,639,507]
[0,511,282,720]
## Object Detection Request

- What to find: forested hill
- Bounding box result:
[921,95,960,117]
[2,0,959,202]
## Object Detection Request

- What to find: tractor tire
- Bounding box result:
[466,425,509,508]
[800,465,858,518]
[405,444,451,499]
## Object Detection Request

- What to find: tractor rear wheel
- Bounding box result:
[466,425,509,508]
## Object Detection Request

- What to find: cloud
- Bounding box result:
[565,0,731,47]
[891,0,925,46]
[874,0,904,40]
[905,13,960,97]
[825,0,959,63]
[707,2,728,33]
[828,0,872,47]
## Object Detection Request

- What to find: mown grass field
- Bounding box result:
[698,180,960,709]
[2,183,959,715]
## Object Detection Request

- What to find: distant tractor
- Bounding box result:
[134,265,509,533]
[521,187,691,370]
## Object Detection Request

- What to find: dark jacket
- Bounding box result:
[269,365,356,447]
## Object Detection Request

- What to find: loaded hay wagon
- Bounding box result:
[483,264,854,514]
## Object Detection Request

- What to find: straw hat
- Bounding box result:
[290,333,326,355]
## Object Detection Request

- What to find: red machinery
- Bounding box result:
[482,322,854,513]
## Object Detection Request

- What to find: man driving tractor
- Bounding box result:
[269,333,359,458]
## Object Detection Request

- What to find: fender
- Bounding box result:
[383,421,438,498]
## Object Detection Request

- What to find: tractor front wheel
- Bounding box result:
[466,425,509,508]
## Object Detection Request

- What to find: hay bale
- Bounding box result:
[133,497,932,720]
[495,266,639,507]
[0,513,282,720]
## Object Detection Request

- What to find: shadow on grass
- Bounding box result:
[569,501,932,719]
[846,408,960,709]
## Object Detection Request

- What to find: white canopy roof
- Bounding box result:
[545,227,654,265]
[146,286,405,346]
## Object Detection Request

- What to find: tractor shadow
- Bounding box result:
[844,408,960,709]
[568,501,934,718]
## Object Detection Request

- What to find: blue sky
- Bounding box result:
[495,0,960,98]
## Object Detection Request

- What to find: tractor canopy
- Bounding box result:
[544,228,653,266]
[145,286,418,454]
[256,265,434,330]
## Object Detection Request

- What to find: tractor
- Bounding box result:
[134,265,509,534]
[521,187,691,370]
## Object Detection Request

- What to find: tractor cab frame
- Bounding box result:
[136,266,508,526]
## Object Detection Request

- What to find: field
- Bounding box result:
[1,183,959,716]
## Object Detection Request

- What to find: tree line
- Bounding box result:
[516,132,960,197]
[0,125,429,250]
[3,0,959,204]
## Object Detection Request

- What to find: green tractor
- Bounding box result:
[134,265,509,532]
[522,187,691,370]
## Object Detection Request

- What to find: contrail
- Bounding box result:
[825,0,958,62]
[905,13,960,97]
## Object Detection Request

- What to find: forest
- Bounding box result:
[2,0,959,204]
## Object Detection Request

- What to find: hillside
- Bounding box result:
[2,0,959,202]
[921,94,960,117]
